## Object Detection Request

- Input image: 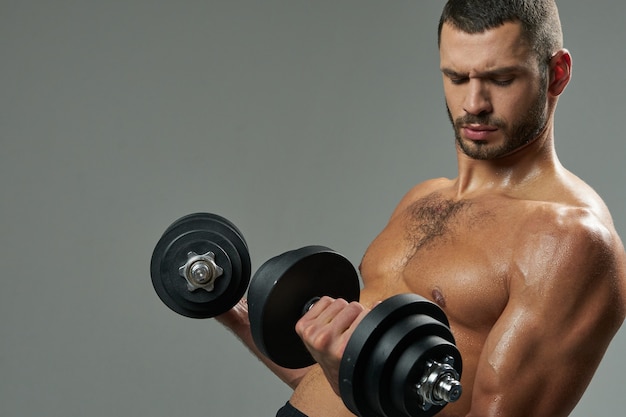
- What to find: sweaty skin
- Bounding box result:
[290,22,626,417]
[219,21,626,417]
[294,182,625,417]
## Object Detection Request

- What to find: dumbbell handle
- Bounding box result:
[302,297,321,316]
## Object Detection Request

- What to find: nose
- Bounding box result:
[463,79,492,116]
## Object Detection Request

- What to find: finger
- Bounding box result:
[302,296,338,320]
[346,306,370,334]
[296,297,349,339]
[297,300,367,353]
[327,301,367,335]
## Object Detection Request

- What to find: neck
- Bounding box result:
[453,122,561,198]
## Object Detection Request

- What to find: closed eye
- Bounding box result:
[491,78,514,87]
[448,76,469,85]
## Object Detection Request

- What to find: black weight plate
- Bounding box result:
[248,246,360,369]
[362,315,456,417]
[339,293,452,417]
[150,213,251,318]
[151,214,250,318]
[161,213,248,250]
[391,337,462,417]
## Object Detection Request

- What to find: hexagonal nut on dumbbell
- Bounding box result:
[179,251,224,292]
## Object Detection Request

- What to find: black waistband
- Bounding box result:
[276,401,309,417]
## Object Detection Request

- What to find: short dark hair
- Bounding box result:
[438,0,563,66]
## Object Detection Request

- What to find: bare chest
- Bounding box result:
[359,194,512,330]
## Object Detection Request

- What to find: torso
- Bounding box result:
[289,176,617,417]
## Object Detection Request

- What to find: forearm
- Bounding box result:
[216,298,313,389]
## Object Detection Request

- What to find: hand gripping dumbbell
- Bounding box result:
[248,245,463,417]
[150,213,462,417]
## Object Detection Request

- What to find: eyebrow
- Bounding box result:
[441,66,525,78]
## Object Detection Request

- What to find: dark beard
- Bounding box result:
[446,81,549,160]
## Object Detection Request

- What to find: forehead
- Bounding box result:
[439,21,535,73]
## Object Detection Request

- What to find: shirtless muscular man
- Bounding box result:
[218,1,626,416]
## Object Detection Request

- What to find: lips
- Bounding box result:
[462,125,498,141]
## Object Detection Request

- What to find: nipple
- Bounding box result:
[432,287,447,309]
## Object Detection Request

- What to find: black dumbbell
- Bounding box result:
[248,246,463,417]
[150,213,251,318]
[150,214,462,416]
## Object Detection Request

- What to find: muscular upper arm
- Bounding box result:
[468,208,626,417]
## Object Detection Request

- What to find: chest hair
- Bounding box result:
[404,192,472,258]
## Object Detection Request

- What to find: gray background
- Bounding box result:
[2,1,624,416]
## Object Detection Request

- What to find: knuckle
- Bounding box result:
[294,318,308,335]
[344,301,366,317]
[347,301,365,311]
[310,331,333,351]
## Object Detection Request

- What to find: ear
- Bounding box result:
[548,49,572,96]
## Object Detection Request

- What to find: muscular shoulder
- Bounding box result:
[515,201,619,269]
[516,202,609,243]
[510,167,621,264]
[511,201,626,320]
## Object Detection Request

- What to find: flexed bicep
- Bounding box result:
[468,214,625,417]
